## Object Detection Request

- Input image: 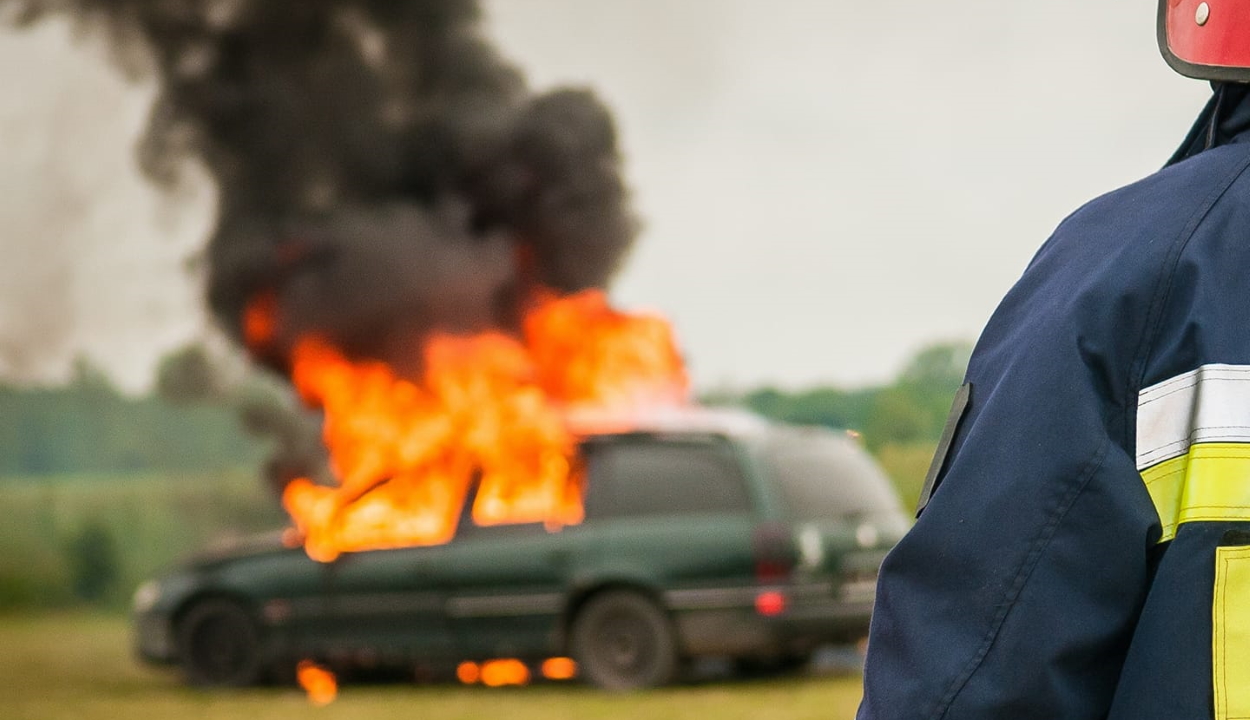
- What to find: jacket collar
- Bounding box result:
[1167,84,1250,166]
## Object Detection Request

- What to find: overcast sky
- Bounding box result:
[0,0,1212,392]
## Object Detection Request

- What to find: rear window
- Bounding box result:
[760,430,900,521]
[583,439,752,520]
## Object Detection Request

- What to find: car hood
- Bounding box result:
[184,529,295,569]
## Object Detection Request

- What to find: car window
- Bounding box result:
[582,439,752,520]
[454,476,552,538]
[761,431,901,521]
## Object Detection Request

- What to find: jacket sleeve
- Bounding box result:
[857,205,1166,719]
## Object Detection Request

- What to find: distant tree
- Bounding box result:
[68,355,119,401]
[739,387,787,419]
[156,344,221,403]
[863,387,927,449]
[894,341,974,440]
[715,340,972,442]
[897,341,972,392]
[65,520,119,603]
[0,353,264,477]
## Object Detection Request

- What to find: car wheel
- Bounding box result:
[571,590,678,691]
[177,599,264,687]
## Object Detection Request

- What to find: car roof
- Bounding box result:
[568,406,774,442]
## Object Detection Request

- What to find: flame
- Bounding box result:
[456,661,481,684]
[457,659,533,687]
[525,290,688,410]
[296,660,337,706]
[243,289,279,349]
[480,659,531,687]
[455,658,574,686]
[540,657,577,680]
[266,289,688,561]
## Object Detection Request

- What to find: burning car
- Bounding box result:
[133,409,907,691]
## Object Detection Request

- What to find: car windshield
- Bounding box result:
[759,429,901,521]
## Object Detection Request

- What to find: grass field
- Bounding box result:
[0,613,865,720]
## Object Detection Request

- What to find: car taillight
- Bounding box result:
[752,523,798,582]
[754,590,788,617]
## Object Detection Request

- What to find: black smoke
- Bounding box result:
[3,0,637,367]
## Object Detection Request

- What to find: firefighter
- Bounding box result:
[858,2,1250,719]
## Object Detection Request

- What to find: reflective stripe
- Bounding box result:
[1140,444,1250,543]
[1213,545,1250,720]
[1137,364,1250,469]
[1136,365,1250,542]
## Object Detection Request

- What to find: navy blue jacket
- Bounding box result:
[859,85,1250,719]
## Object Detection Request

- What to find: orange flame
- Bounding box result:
[456,658,573,686]
[456,661,481,684]
[270,289,688,561]
[457,659,533,687]
[525,290,688,410]
[296,660,337,706]
[540,657,577,680]
[480,659,531,687]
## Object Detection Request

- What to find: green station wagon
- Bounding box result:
[133,410,909,690]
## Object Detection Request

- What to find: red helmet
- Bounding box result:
[1159,0,1250,81]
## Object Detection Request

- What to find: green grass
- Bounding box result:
[0,613,864,720]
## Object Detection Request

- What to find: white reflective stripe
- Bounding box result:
[1136,364,1250,470]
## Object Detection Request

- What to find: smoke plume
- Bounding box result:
[4,0,637,368]
[4,0,639,490]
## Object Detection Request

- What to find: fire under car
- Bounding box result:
[132,410,909,690]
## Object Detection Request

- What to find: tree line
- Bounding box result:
[0,341,972,479]
[705,341,971,450]
[0,358,263,478]
[0,341,971,609]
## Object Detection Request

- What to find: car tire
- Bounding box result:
[176,598,264,687]
[571,590,678,691]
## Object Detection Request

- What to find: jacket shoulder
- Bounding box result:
[986,142,1250,392]
[1049,142,1250,273]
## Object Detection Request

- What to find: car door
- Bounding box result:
[316,543,456,662]
[579,436,759,619]
[439,517,593,660]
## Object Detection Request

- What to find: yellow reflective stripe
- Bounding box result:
[1138,443,1250,544]
[1141,455,1186,542]
[1213,545,1250,720]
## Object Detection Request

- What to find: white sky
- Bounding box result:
[0,1,1212,392]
